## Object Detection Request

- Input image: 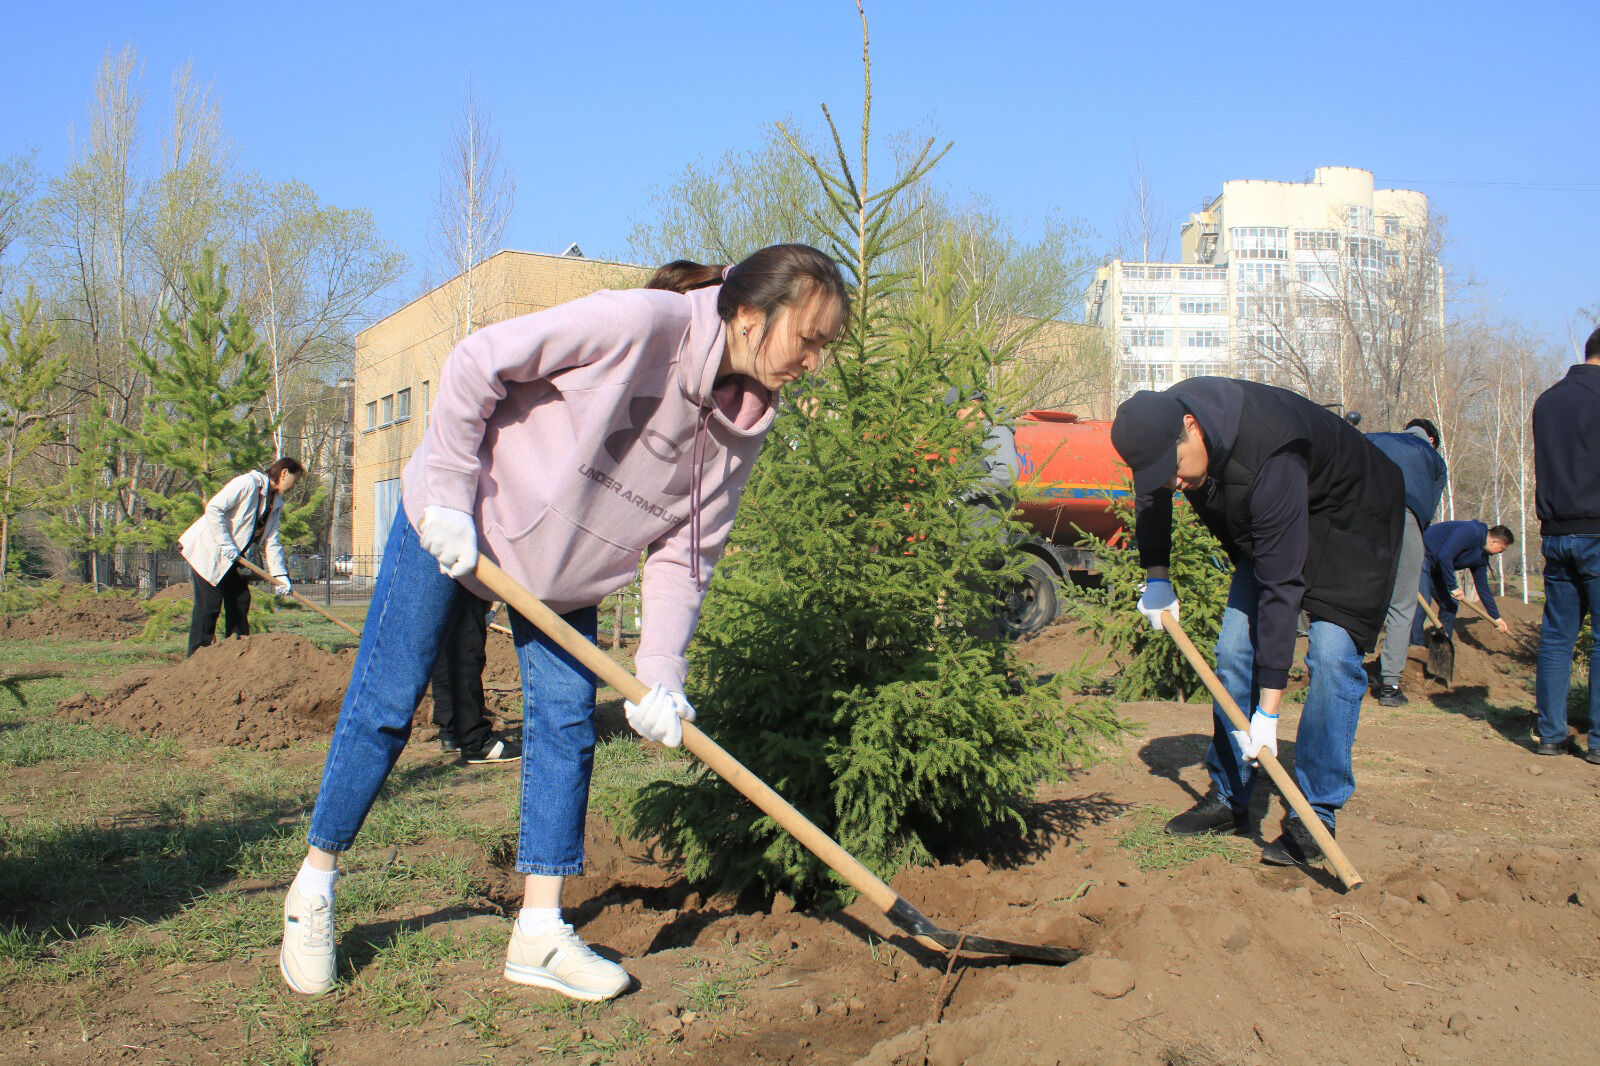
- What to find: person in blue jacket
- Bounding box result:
[1367,419,1449,705]
[1412,520,1513,644]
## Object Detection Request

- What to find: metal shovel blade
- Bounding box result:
[1426,627,1455,687]
[886,898,1081,964]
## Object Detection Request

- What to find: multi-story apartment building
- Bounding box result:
[1087,167,1437,401]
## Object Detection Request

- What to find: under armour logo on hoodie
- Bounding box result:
[602,395,701,499]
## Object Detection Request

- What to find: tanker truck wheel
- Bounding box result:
[1000,558,1060,639]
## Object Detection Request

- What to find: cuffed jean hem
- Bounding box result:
[516,862,586,877]
[305,834,354,854]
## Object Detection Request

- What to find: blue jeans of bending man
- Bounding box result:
[1206,565,1367,831]
[1535,535,1600,749]
[307,505,600,876]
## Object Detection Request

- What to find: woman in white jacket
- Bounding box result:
[178,457,302,655]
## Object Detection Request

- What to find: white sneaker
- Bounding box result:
[504,922,630,1001]
[280,885,337,995]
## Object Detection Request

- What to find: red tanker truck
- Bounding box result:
[998,411,1133,637]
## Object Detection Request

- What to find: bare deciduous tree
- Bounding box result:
[427,77,515,344]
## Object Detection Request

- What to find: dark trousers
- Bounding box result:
[430,592,493,750]
[1411,556,1459,644]
[188,564,251,656]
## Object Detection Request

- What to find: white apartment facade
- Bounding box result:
[1087,166,1435,400]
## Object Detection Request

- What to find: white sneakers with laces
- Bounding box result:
[279,884,337,995]
[504,921,630,1001]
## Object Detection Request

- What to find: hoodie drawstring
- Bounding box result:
[689,405,711,592]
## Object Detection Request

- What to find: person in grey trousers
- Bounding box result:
[1367,419,1449,705]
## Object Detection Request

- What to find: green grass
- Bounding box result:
[1115,806,1254,872]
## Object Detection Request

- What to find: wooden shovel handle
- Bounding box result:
[235,556,361,638]
[473,558,914,924]
[1161,611,1365,891]
[1456,592,1498,625]
[1415,593,1442,629]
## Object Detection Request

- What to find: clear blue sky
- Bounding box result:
[6,1,1597,353]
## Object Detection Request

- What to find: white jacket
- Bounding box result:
[178,471,289,586]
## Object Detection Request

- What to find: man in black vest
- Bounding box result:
[1112,378,1404,869]
[1532,325,1600,759]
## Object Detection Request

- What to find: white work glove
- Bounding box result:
[417,505,478,579]
[220,542,240,563]
[1137,578,1180,631]
[1230,706,1279,765]
[624,684,696,748]
[273,580,293,597]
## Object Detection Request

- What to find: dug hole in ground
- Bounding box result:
[5,590,1596,1065]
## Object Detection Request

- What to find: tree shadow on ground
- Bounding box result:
[0,757,459,940]
[1426,684,1565,750]
[931,793,1134,870]
[1138,732,1286,833]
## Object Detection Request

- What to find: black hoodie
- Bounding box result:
[1135,377,1404,687]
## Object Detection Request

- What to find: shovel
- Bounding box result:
[1160,610,1365,891]
[473,557,1080,965]
[1415,593,1454,686]
[235,556,515,639]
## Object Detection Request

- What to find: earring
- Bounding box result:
[742,327,749,336]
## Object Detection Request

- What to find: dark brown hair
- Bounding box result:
[1487,524,1514,546]
[645,244,849,351]
[266,457,303,483]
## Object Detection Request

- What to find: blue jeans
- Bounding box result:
[1535,534,1600,747]
[307,505,601,875]
[1411,555,1459,644]
[1206,566,1367,830]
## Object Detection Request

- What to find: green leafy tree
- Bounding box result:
[124,247,276,547]
[0,288,70,596]
[43,396,128,587]
[1078,489,1233,701]
[630,10,1121,905]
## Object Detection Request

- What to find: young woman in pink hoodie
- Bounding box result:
[280,244,848,1002]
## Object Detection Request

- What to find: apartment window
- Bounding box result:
[1122,294,1170,316]
[421,381,430,428]
[364,400,377,431]
[1126,329,1169,347]
[1346,205,1374,233]
[1179,297,1223,315]
[380,393,394,425]
[1230,226,1289,260]
[1296,261,1340,285]
[1383,216,1401,236]
[1182,328,1224,348]
[1238,262,1287,286]
[1294,229,1338,252]
[395,388,411,422]
[1177,266,1226,281]
[1144,266,1172,280]
[1122,265,1145,280]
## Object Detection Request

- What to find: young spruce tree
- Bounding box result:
[124,248,276,547]
[0,288,69,597]
[631,20,1121,905]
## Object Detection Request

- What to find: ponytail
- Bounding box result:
[644,260,726,294]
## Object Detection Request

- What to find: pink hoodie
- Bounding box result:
[401,285,775,690]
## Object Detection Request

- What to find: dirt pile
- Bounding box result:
[1,591,148,641]
[59,633,356,749]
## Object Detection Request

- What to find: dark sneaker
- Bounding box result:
[1261,817,1330,868]
[1375,685,1408,707]
[439,732,460,755]
[1536,739,1570,756]
[462,735,522,764]
[1165,795,1246,836]
[1585,747,1600,766]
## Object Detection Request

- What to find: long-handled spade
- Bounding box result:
[473,557,1080,966]
[1159,610,1365,892]
[1416,593,1455,686]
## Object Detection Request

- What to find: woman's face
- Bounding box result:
[273,470,298,494]
[732,290,845,390]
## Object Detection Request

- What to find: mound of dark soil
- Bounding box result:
[2,591,147,641]
[58,633,357,750]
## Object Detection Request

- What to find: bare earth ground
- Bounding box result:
[4,593,1597,1065]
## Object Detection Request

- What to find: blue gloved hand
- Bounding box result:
[1137,578,1180,631]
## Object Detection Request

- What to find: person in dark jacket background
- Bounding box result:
[1367,419,1449,705]
[1532,325,1600,759]
[1112,377,1403,871]
[1412,520,1513,644]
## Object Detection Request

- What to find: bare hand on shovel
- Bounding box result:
[472,557,1080,966]
[1159,610,1365,892]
